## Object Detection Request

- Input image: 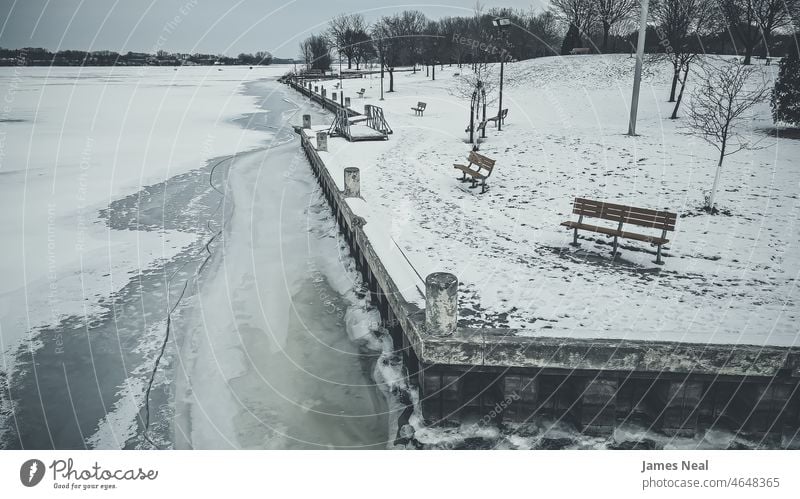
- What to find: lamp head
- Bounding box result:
[492,17,511,29]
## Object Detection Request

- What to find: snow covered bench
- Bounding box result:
[561,197,677,265]
[357,88,366,98]
[453,151,496,194]
[411,102,427,116]
[485,108,508,127]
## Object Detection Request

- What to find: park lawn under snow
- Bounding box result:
[304,54,799,347]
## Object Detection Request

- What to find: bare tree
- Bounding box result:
[371,12,427,90]
[254,51,272,65]
[372,16,401,92]
[550,0,597,49]
[298,39,312,70]
[525,10,562,56]
[652,0,714,118]
[685,59,768,211]
[719,0,763,64]
[352,31,375,70]
[595,0,638,52]
[399,10,428,72]
[327,14,367,69]
[438,16,472,67]
[450,63,499,104]
[298,34,331,71]
[753,0,800,58]
[422,20,442,79]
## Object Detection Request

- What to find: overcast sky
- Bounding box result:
[0,0,548,58]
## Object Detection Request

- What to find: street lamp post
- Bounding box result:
[493,17,511,132]
[380,48,385,101]
[627,0,650,136]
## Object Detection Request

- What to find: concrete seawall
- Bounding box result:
[286,76,800,444]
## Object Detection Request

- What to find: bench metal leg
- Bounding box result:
[611,236,620,260]
[570,228,581,247]
[654,245,665,265]
[480,180,487,194]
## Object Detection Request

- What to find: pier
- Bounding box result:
[287,76,800,445]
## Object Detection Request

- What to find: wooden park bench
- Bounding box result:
[453,151,496,194]
[464,120,488,134]
[357,88,366,98]
[561,197,677,265]
[485,109,508,127]
[411,102,427,116]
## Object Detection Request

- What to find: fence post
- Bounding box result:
[425,273,458,336]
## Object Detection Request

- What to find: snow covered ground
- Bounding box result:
[300,55,799,347]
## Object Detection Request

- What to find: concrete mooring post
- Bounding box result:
[302,114,311,129]
[332,92,337,102]
[343,167,360,197]
[345,97,351,108]
[316,131,327,152]
[425,272,458,336]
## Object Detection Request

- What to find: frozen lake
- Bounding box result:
[0,66,396,449]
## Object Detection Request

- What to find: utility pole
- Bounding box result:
[627,0,650,136]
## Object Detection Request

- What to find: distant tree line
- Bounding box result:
[297,1,799,82]
[551,0,799,62]
[0,47,288,66]
[298,7,560,90]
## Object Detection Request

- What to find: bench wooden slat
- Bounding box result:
[560,221,621,237]
[572,197,677,230]
[454,164,487,179]
[564,196,677,264]
[561,221,669,245]
[574,197,676,220]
